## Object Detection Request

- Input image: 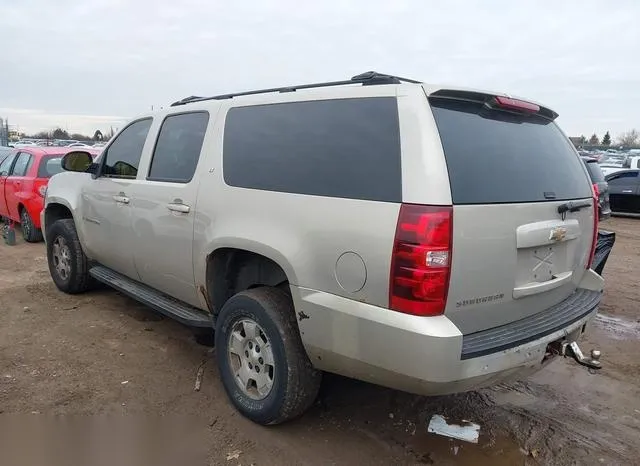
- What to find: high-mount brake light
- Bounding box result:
[494,96,540,113]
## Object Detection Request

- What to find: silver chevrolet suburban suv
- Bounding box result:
[42,72,604,425]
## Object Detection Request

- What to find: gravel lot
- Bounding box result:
[1,217,639,465]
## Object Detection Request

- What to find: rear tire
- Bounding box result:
[215,287,321,425]
[20,208,43,243]
[46,219,94,294]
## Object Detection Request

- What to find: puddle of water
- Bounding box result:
[594,313,640,340]
[416,431,526,465]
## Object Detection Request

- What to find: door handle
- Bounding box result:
[112,194,130,204]
[622,190,633,193]
[167,203,190,213]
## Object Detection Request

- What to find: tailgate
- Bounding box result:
[428,92,596,334]
[447,201,594,334]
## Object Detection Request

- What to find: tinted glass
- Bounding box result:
[430,99,592,204]
[583,160,605,183]
[0,153,16,175]
[37,155,65,178]
[148,112,209,182]
[11,153,32,176]
[223,98,401,202]
[103,119,152,178]
[608,171,638,185]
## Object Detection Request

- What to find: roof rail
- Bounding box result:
[170,71,421,107]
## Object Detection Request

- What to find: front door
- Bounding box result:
[129,111,210,306]
[5,152,33,221]
[607,170,640,213]
[80,118,153,280]
[0,153,17,218]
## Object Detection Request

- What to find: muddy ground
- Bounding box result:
[1,217,639,465]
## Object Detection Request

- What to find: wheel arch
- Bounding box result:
[205,245,296,316]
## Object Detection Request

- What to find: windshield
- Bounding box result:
[37,155,65,178]
[430,98,592,204]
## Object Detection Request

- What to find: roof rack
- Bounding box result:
[170,71,421,107]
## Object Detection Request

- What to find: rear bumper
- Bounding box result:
[295,284,601,396]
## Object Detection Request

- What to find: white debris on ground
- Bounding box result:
[427,414,480,444]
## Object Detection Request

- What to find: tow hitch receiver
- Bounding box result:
[548,340,602,370]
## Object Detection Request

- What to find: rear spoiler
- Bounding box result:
[428,89,558,121]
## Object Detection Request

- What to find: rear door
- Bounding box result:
[429,95,595,334]
[129,111,209,307]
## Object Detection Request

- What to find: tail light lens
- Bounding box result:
[587,186,599,269]
[494,96,540,113]
[37,185,47,198]
[389,204,453,316]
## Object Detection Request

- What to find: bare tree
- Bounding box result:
[617,129,640,147]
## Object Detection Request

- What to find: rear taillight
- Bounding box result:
[587,187,599,269]
[37,185,47,197]
[389,204,452,316]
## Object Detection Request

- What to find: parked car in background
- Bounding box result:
[0,146,100,241]
[623,156,640,170]
[67,142,92,148]
[605,169,640,214]
[600,164,625,177]
[581,157,611,220]
[12,140,39,148]
[43,72,603,425]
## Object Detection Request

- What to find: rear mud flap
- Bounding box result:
[593,230,616,276]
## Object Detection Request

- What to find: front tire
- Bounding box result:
[20,208,43,243]
[46,219,93,294]
[215,287,321,425]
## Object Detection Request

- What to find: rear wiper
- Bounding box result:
[557,199,592,217]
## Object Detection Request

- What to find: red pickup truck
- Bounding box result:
[0,147,100,242]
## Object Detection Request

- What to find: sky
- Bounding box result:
[1,0,639,139]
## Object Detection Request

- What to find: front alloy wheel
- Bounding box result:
[52,236,72,282]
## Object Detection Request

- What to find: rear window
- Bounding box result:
[430,98,592,204]
[37,155,65,178]
[583,160,605,183]
[223,97,401,202]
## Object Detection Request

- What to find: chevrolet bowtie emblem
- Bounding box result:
[549,226,567,242]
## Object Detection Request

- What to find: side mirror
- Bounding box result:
[61,151,94,173]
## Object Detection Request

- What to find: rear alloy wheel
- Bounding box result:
[216,287,322,425]
[20,208,43,243]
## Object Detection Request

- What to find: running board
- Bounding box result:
[89,266,213,328]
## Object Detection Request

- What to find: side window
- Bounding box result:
[223,98,402,202]
[148,112,209,183]
[0,154,16,176]
[608,172,638,185]
[103,119,152,178]
[10,153,32,176]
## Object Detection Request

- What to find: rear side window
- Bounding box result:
[37,156,65,178]
[11,152,32,176]
[583,161,605,183]
[148,112,209,183]
[608,171,638,185]
[430,99,592,204]
[103,118,152,178]
[223,98,402,202]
